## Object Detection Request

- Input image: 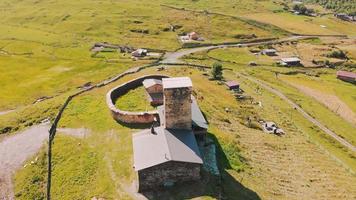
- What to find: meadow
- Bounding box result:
[1,0,356,199]
[0,0,289,112]
[14,66,356,200]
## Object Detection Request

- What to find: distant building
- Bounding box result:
[337,71,356,84]
[132,49,147,57]
[262,49,277,56]
[279,57,301,66]
[335,13,355,22]
[225,80,240,90]
[188,32,199,40]
[133,77,206,192]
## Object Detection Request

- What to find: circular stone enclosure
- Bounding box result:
[106,74,169,124]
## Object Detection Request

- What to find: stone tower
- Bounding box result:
[162,77,192,130]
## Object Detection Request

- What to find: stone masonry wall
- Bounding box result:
[138,161,201,192]
[106,74,169,124]
[146,84,163,94]
[164,87,192,130]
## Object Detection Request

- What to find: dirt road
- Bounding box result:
[160,36,309,64]
[0,123,50,200]
[161,36,355,152]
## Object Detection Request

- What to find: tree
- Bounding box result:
[293,4,308,14]
[211,62,223,80]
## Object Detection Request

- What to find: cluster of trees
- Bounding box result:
[305,0,356,15]
[293,4,314,15]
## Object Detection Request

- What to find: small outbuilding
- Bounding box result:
[225,80,240,90]
[337,71,356,83]
[143,79,163,106]
[279,57,301,66]
[132,49,148,57]
[143,79,162,94]
[262,49,277,56]
[188,32,199,40]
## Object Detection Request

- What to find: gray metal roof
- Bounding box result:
[142,79,162,88]
[262,49,277,53]
[132,127,203,171]
[281,57,300,63]
[162,77,192,89]
[191,96,209,129]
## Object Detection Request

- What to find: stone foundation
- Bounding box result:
[138,161,201,192]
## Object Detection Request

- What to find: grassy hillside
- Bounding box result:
[14,66,356,199]
[2,0,356,199]
[0,0,284,111]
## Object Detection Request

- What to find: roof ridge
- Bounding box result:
[160,127,173,161]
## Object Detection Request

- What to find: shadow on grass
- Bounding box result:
[140,132,261,200]
[115,120,153,130]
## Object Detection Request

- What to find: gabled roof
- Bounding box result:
[142,79,162,88]
[281,57,301,63]
[132,127,203,171]
[162,77,193,89]
[262,49,277,53]
[225,80,240,88]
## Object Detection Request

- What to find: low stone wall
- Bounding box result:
[106,74,169,124]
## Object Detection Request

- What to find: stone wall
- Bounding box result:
[138,161,201,192]
[164,87,192,130]
[146,84,163,94]
[106,74,169,124]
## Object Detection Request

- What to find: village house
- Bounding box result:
[143,79,163,106]
[337,71,356,84]
[335,13,356,22]
[132,49,147,57]
[225,80,240,91]
[188,32,199,40]
[133,77,206,192]
[262,49,277,56]
[179,32,204,42]
[279,57,301,66]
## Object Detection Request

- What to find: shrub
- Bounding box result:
[211,62,223,80]
[327,50,348,59]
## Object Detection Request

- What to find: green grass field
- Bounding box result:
[14,66,356,199]
[115,86,156,112]
[0,0,288,111]
[2,0,356,199]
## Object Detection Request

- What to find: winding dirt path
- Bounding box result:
[0,125,90,200]
[0,123,50,200]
